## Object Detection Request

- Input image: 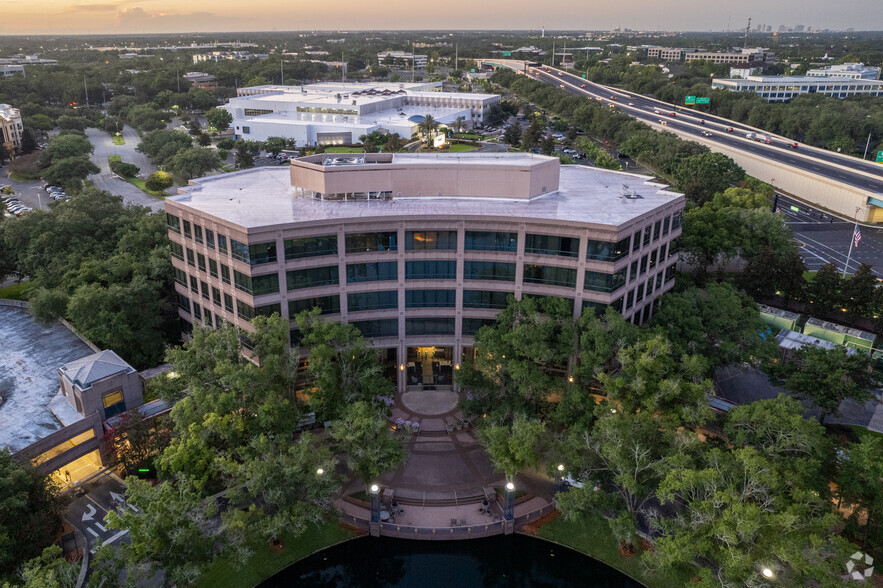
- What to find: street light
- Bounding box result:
[503,482,516,521]
[369,484,381,523]
[316,468,324,475]
[761,567,774,579]
[555,464,566,494]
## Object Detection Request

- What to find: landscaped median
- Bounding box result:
[533,513,692,588]
[107,155,165,198]
[194,522,359,588]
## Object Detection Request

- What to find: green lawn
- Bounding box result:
[325,147,365,153]
[195,522,358,588]
[536,515,692,588]
[112,135,125,145]
[108,154,121,164]
[124,176,165,198]
[0,281,30,300]
[451,133,483,141]
[448,144,478,152]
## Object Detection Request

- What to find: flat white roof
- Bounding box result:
[240,104,481,131]
[169,160,683,231]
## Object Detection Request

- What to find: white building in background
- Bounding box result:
[711,75,883,102]
[377,51,428,68]
[224,82,500,146]
[729,64,764,79]
[0,65,24,77]
[806,63,881,80]
[192,51,269,64]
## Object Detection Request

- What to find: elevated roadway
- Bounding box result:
[481,59,883,224]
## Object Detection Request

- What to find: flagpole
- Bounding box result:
[842,207,861,278]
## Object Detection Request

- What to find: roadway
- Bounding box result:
[522,65,883,196]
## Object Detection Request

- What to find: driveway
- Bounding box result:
[85,127,163,212]
[66,474,133,555]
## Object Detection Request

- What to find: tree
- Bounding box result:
[330,401,404,486]
[112,162,140,178]
[521,118,543,150]
[19,129,37,155]
[807,262,843,313]
[451,116,466,134]
[5,545,79,588]
[41,156,100,188]
[39,133,93,167]
[671,152,746,205]
[837,435,883,549]
[772,345,878,423]
[417,114,440,144]
[0,145,9,166]
[842,263,878,316]
[0,449,63,580]
[136,129,192,166]
[144,171,174,193]
[167,147,218,180]
[540,134,555,155]
[476,415,545,481]
[102,409,171,476]
[264,137,287,157]
[205,107,233,133]
[56,115,89,131]
[197,132,212,147]
[234,141,254,169]
[502,124,521,147]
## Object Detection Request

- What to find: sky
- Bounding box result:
[1,0,882,35]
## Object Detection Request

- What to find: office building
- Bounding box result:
[164,153,684,392]
[377,51,428,68]
[192,51,269,64]
[711,75,883,101]
[685,47,771,64]
[224,82,500,145]
[0,104,23,156]
[0,65,24,77]
[646,47,695,61]
[183,72,218,91]
[806,63,881,80]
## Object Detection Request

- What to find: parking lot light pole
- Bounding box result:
[503,482,516,521]
[369,484,381,523]
[554,464,566,494]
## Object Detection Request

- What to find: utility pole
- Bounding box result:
[176,67,180,93]
[551,41,555,67]
[84,74,90,109]
[843,206,862,278]
[281,59,284,85]
[455,44,458,71]
[862,132,872,159]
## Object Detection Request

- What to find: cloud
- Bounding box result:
[66,3,119,12]
[114,7,235,32]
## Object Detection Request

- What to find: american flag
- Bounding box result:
[854,225,862,248]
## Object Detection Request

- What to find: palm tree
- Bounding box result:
[417,115,439,144]
[452,116,466,134]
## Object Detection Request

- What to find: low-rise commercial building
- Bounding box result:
[378,51,428,68]
[183,72,218,91]
[685,47,771,64]
[192,51,269,64]
[711,75,883,101]
[164,153,684,392]
[0,104,23,156]
[0,65,25,77]
[806,62,881,80]
[646,47,695,61]
[224,82,500,145]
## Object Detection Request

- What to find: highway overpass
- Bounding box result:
[480,59,883,224]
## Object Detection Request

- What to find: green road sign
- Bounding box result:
[503,52,512,57]
[877,150,883,163]
[582,74,587,78]
[685,95,696,105]
[697,97,711,104]
[790,206,800,212]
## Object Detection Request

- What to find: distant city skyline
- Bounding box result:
[1,0,883,35]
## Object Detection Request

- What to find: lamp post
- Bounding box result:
[555,464,567,494]
[503,481,516,521]
[369,484,381,523]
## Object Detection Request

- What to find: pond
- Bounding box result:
[259,534,642,587]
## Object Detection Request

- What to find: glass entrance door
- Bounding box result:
[406,346,453,390]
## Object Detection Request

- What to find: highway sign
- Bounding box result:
[503,52,512,57]
[877,150,883,163]
[790,206,800,212]
[685,96,696,105]
[697,97,711,104]
[582,74,587,78]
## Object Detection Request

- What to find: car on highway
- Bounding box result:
[699,120,706,125]
[557,71,563,76]
[628,102,634,106]
[789,142,799,149]
[659,120,668,125]
[701,131,713,137]
[726,127,734,132]
[669,112,676,117]
[559,84,565,89]
[580,84,587,88]
[609,104,616,108]
[610,96,616,100]
[653,108,662,114]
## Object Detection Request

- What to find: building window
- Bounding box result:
[643,226,651,247]
[218,235,228,255]
[640,255,648,276]
[166,213,181,233]
[405,289,456,308]
[632,230,641,252]
[662,216,670,236]
[224,293,234,312]
[346,262,397,283]
[186,248,195,267]
[254,273,280,296]
[463,261,516,282]
[231,240,277,265]
[289,295,340,316]
[221,264,231,284]
[649,249,658,271]
[351,319,398,338]
[405,260,456,280]
[204,309,213,327]
[405,231,457,251]
[284,235,338,259]
[209,259,218,278]
[200,281,210,300]
[625,290,634,311]
[525,234,579,258]
[665,263,676,283]
[636,283,645,303]
[522,265,577,288]
[102,389,126,419]
[177,293,191,313]
[463,290,512,309]
[170,241,184,261]
[464,231,517,252]
[197,253,206,273]
[345,232,397,253]
[655,273,664,290]
[193,303,202,320]
[206,230,215,250]
[236,299,255,320]
[672,211,683,231]
[348,290,398,312]
[286,266,339,290]
[183,220,192,239]
[586,236,630,262]
[669,238,680,257]
[405,318,455,336]
[212,287,222,306]
[194,225,203,244]
[189,276,199,293]
[174,267,187,286]
[653,221,661,242]
[256,303,281,317]
[463,318,496,336]
[233,270,252,294]
[584,268,627,293]
[242,126,250,134]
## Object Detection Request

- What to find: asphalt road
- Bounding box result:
[520,65,883,195]
[776,194,883,277]
[85,126,164,212]
[66,475,133,555]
